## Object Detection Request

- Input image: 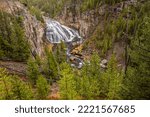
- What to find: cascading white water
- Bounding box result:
[46,19,83,68]
[46,20,82,43]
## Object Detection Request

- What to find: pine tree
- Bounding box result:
[55,41,66,64]
[36,75,50,99]
[44,48,59,84]
[102,54,123,100]
[0,68,13,100]
[27,57,40,86]
[79,53,101,99]
[0,68,33,100]
[11,17,30,61]
[87,53,101,99]
[123,9,150,99]
[11,76,33,100]
[58,63,77,100]
[0,11,30,61]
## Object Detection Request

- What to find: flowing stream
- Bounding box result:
[46,19,83,68]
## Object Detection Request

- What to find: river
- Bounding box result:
[46,19,83,68]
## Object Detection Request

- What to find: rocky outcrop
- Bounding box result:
[0,0,45,57]
[22,10,45,57]
[55,4,101,39]
[56,0,138,40]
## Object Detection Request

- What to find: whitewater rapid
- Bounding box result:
[46,19,83,68]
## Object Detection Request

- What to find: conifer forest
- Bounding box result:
[0,0,150,100]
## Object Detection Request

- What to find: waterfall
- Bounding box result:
[46,20,82,43]
[46,19,83,68]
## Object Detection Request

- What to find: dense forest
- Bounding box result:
[0,0,150,100]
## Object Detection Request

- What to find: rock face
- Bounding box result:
[55,0,138,40]
[55,3,112,39]
[22,10,45,57]
[0,0,45,57]
[55,4,101,39]
[16,2,45,57]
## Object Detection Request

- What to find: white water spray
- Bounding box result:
[46,19,83,68]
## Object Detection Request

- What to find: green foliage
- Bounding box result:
[27,57,40,86]
[19,0,126,17]
[43,48,59,84]
[36,75,49,99]
[0,68,33,100]
[0,11,30,61]
[0,68,13,99]
[58,63,78,100]
[122,7,150,99]
[29,6,44,22]
[81,0,126,11]
[54,42,66,64]
[19,0,69,18]
[66,53,100,99]
[58,53,123,100]
[84,8,138,56]
[79,53,101,99]
[102,54,123,99]
[81,0,101,11]
[11,76,33,100]
[58,52,124,100]
[26,48,59,86]
[89,21,114,56]
[78,72,92,99]
[101,34,112,55]
[104,0,125,5]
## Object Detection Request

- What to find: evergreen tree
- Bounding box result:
[27,57,40,86]
[79,53,101,99]
[123,11,150,99]
[0,11,30,61]
[55,42,66,64]
[11,76,33,100]
[36,75,50,99]
[102,54,123,100]
[78,67,91,99]
[0,68,13,100]
[58,63,77,100]
[0,68,33,100]
[11,18,30,61]
[43,48,59,84]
